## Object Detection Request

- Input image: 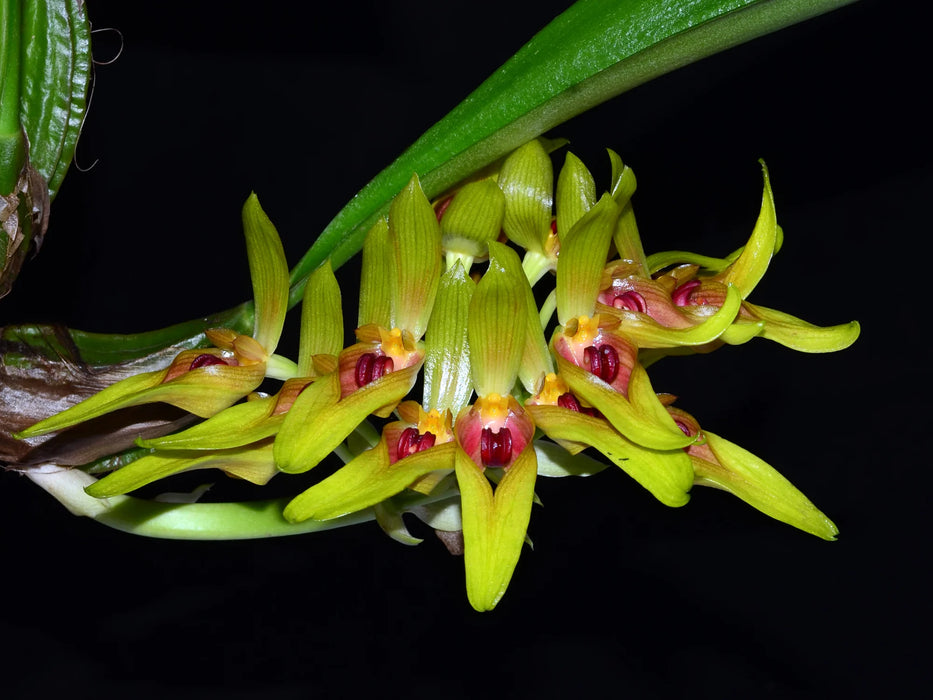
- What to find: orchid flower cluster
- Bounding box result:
[17,140,859,611]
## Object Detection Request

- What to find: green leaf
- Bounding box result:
[288,0,857,294]
[19,0,91,200]
[455,443,537,611]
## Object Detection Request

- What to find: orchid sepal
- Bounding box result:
[555,193,620,325]
[691,429,838,541]
[283,439,458,523]
[137,388,294,451]
[423,260,475,415]
[556,353,693,451]
[527,404,692,507]
[242,193,290,353]
[455,441,537,612]
[85,441,277,498]
[498,139,554,256]
[715,160,777,299]
[743,302,861,352]
[275,366,418,474]
[299,260,344,368]
[358,217,393,329]
[390,173,442,339]
[15,351,266,438]
[439,177,505,264]
[554,151,597,241]
[468,242,527,397]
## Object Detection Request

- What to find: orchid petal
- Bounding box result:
[556,353,692,450]
[275,366,417,474]
[694,431,838,541]
[423,261,475,415]
[242,194,289,354]
[528,405,691,506]
[555,194,621,324]
[455,443,537,611]
[283,439,457,522]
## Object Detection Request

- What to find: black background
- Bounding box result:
[1,1,928,697]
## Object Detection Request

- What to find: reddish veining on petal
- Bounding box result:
[480,427,513,468]
[672,280,702,307]
[397,427,437,458]
[610,290,647,313]
[355,353,394,387]
[189,354,228,370]
[583,344,619,384]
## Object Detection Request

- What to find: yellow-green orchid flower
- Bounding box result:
[451,241,539,611]
[16,194,292,439]
[636,162,859,355]
[282,253,478,526]
[549,193,699,451]
[274,174,442,475]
